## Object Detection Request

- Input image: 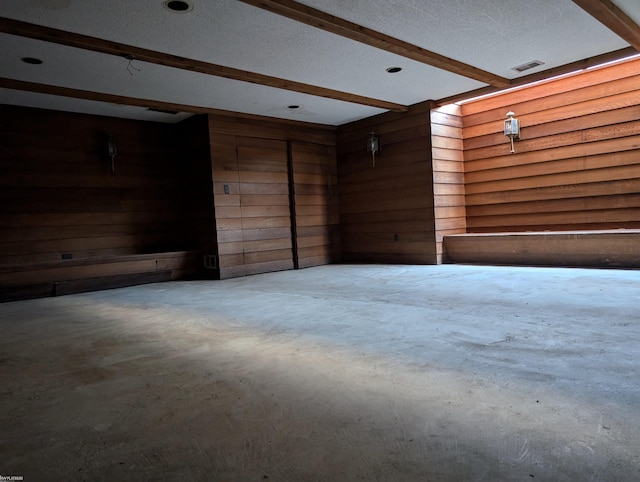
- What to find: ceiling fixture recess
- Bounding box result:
[21,57,43,65]
[163,0,192,13]
[512,60,545,72]
[287,105,301,109]
[147,108,180,115]
[386,67,402,73]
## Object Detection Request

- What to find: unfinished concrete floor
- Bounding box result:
[1,264,639,481]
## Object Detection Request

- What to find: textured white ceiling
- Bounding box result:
[0,0,637,125]
[0,87,194,122]
[301,0,630,78]
[0,32,388,125]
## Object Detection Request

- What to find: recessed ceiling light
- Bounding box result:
[287,105,301,109]
[21,57,43,65]
[163,0,192,13]
[386,67,402,73]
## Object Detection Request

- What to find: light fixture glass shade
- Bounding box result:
[504,112,519,138]
[367,132,379,153]
[367,132,379,167]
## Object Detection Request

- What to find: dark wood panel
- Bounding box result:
[210,114,336,145]
[291,141,340,267]
[444,231,640,268]
[337,104,437,264]
[206,118,339,278]
[339,185,435,213]
[1,251,200,288]
[0,105,205,282]
[244,259,294,275]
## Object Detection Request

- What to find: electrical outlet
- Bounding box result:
[224,184,229,194]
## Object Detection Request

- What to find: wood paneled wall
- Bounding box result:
[337,102,437,264]
[430,104,466,263]
[291,141,340,268]
[462,57,640,232]
[209,114,338,279]
[0,105,191,266]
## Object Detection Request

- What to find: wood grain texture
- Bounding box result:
[444,230,640,268]
[337,103,437,264]
[209,114,338,278]
[0,105,203,267]
[460,56,640,233]
[291,142,341,268]
[431,105,466,263]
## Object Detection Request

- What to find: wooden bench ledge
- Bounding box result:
[443,229,640,268]
[0,250,200,274]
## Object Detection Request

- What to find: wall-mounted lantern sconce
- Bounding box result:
[108,135,118,174]
[504,111,520,154]
[367,132,380,167]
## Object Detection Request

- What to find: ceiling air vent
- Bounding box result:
[512,60,545,72]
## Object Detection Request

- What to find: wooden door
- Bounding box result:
[290,141,340,268]
[236,136,293,275]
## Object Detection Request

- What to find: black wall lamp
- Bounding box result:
[108,135,118,174]
[367,132,380,167]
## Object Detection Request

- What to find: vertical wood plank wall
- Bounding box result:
[0,105,189,266]
[208,114,338,279]
[291,142,341,268]
[430,104,466,263]
[461,57,640,232]
[337,103,437,264]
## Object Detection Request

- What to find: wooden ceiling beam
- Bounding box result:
[0,16,407,113]
[572,0,640,50]
[0,77,215,114]
[0,77,337,127]
[238,0,511,89]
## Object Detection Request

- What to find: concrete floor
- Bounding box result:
[1,264,639,481]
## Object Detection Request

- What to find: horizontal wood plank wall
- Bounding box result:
[430,104,466,263]
[337,102,437,264]
[208,113,337,279]
[291,142,340,268]
[461,56,640,232]
[0,105,189,267]
[237,136,293,276]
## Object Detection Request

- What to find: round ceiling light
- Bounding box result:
[386,67,402,73]
[163,0,192,12]
[21,57,43,65]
